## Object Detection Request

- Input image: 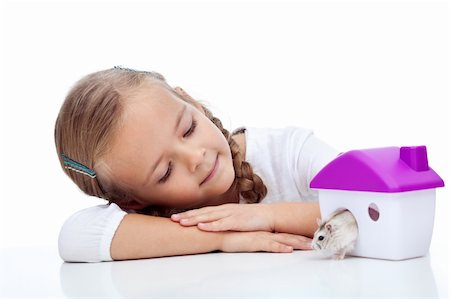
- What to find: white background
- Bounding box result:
[0,0,448,296]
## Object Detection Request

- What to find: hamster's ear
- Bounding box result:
[326,223,334,233]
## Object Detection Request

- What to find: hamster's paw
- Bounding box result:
[332,251,346,260]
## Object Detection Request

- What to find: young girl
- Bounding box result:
[55,66,339,262]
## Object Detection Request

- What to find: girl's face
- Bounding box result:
[102,82,236,210]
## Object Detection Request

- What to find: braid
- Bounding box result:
[201,106,267,204]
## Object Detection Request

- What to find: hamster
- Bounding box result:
[311,209,358,260]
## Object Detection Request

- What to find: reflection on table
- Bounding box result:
[60,250,438,298]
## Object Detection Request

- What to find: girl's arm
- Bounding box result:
[59,204,310,263]
[111,213,311,261]
[271,202,321,238]
[171,202,321,238]
[110,214,221,260]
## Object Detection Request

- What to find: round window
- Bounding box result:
[368,203,380,221]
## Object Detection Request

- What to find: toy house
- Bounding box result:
[310,146,444,260]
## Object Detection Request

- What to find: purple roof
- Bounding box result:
[310,146,445,193]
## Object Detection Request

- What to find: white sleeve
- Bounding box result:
[294,133,340,201]
[58,203,127,263]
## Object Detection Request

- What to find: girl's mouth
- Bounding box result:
[201,154,219,185]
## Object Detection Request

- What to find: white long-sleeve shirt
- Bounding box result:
[58,126,339,262]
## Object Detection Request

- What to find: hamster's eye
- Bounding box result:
[318,236,324,241]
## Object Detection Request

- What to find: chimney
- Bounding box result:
[400,146,429,171]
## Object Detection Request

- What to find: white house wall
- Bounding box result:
[317,189,436,260]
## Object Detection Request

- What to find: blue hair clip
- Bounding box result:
[61,154,97,179]
[113,65,156,76]
[113,65,137,72]
[114,65,164,79]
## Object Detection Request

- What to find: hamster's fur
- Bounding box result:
[311,209,358,260]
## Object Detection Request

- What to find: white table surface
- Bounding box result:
[0,245,448,298]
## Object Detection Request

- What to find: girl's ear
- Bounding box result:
[174,86,187,97]
[174,86,194,102]
[174,86,203,111]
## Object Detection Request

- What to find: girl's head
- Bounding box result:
[54,67,267,216]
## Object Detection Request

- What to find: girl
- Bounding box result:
[55,66,338,262]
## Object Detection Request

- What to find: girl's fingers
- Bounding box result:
[171,204,237,221]
[175,210,230,226]
[274,233,313,250]
[171,209,203,222]
[257,234,295,253]
[221,231,310,254]
[263,240,293,253]
[197,218,232,231]
[171,206,224,221]
[171,210,202,221]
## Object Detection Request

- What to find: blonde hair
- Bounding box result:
[54,67,267,216]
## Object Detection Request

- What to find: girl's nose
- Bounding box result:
[180,145,206,172]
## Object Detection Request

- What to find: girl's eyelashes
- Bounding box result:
[158,118,198,184]
[183,119,197,138]
[159,162,172,183]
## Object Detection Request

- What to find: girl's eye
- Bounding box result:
[158,119,197,184]
[158,162,172,184]
[183,119,197,138]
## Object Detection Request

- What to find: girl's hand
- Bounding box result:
[220,231,312,253]
[171,203,274,232]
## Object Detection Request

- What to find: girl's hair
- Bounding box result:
[54,67,267,216]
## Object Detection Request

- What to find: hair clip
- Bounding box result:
[113,65,154,75]
[114,65,136,72]
[113,66,164,79]
[61,153,97,179]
